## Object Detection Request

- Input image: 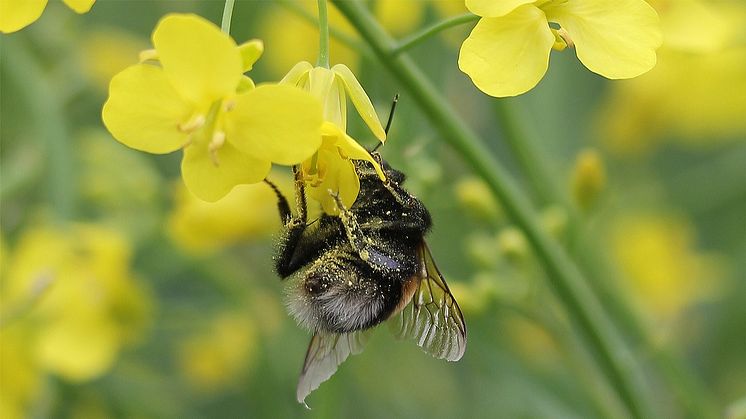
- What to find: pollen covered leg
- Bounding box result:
[327,189,371,256]
[274,166,311,278]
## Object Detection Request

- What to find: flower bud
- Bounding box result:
[571,149,606,211]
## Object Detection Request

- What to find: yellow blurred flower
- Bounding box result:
[374,0,426,36]
[282,62,386,213]
[610,213,723,323]
[1,224,152,383]
[598,2,746,153]
[505,315,559,363]
[0,0,94,33]
[0,324,42,419]
[177,311,257,393]
[79,130,162,239]
[80,27,147,91]
[168,172,293,252]
[102,14,324,202]
[459,0,662,97]
[259,1,359,78]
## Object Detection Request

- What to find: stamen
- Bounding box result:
[178,115,206,133]
[208,131,226,167]
[138,48,158,62]
[557,28,574,48]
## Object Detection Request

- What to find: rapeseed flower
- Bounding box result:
[103,14,324,201]
[177,311,258,393]
[610,213,723,325]
[2,225,152,382]
[0,0,94,33]
[282,62,386,213]
[168,172,293,252]
[459,0,662,97]
[597,1,746,153]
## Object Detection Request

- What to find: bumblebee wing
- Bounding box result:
[296,331,368,406]
[391,241,467,361]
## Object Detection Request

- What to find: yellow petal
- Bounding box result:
[308,66,336,101]
[102,64,193,154]
[238,39,264,72]
[332,64,386,141]
[62,0,95,13]
[465,0,535,18]
[336,158,361,209]
[458,6,554,97]
[550,0,662,79]
[308,151,360,214]
[181,141,271,202]
[321,122,385,181]
[225,84,323,165]
[280,61,313,86]
[0,0,47,33]
[236,75,255,93]
[152,14,242,104]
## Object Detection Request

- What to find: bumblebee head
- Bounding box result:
[357,152,406,185]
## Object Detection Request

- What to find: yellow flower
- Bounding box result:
[2,224,152,382]
[259,1,359,78]
[609,213,723,323]
[80,27,147,91]
[282,62,386,213]
[597,1,746,153]
[0,324,41,419]
[177,311,257,393]
[0,0,94,33]
[168,172,293,252]
[459,0,662,97]
[102,14,324,202]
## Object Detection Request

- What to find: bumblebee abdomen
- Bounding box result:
[284,244,417,334]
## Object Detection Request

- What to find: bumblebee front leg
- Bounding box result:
[272,166,310,278]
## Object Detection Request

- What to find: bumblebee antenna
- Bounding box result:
[373,94,398,152]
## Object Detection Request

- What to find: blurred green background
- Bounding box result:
[1,1,745,418]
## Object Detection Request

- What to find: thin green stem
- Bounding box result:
[277,0,366,54]
[393,13,479,56]
[316,0,330,68]
[2,39,75,219]
[494,99,718,418]
[493,100,567,208]
[330,2,653,418]
[221,0,236,34]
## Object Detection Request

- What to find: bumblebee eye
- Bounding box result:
[305,273,325,295]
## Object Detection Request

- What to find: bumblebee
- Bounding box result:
[268,153,466,405]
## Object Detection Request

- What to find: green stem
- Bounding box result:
[2,39,75,220]
[330,2,653,418]
[393,13,479,56]
[494,98,718,418]
[316,0,330,68]
[493,99,566,207]
[221,0,236,34]
[277,0,366,55]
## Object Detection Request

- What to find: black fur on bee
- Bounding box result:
[273,156,431,334]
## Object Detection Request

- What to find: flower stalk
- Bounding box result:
[221,0,236,34]
[316,0,330,68]
[392,13,479,56]
[330,1,654,417]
